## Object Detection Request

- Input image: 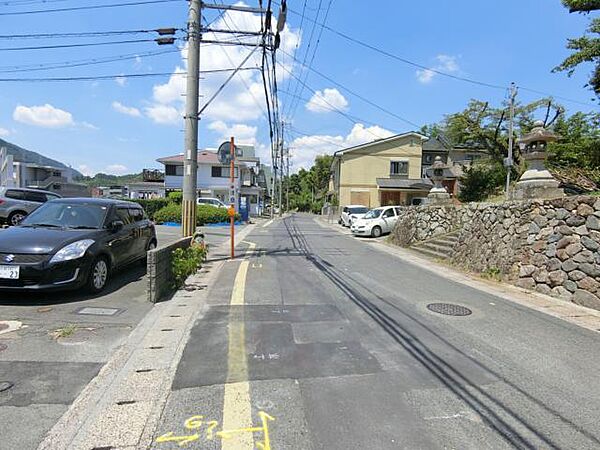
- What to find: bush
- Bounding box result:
[168,191,183,204]
[458,161,506,203]
[131,198,170,220]
[172,243,207,288]
[153,203,240,225]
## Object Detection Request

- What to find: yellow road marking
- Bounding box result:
[222,242,256,450]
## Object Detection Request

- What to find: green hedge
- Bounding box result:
[153,203,240,225]
[130,198,171,219]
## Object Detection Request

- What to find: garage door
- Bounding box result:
[350,191,370,206]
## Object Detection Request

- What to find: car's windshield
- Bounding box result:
[363,209,382,219]
[21,203,108,229]
[349,207,368,214]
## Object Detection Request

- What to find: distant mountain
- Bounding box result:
[77,172,144,187]
[0,138,82,178]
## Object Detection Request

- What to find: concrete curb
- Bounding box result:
[37,223,258,450]
[315,215,600,333]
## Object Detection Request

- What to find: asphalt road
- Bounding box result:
[0,224,238,450]
[153,213,600,450]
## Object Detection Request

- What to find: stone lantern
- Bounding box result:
[427,156,451,204]
[512,120,564,200]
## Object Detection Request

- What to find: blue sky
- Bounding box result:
[0,0,597,175]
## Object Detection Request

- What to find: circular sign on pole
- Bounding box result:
[217,141,242,164]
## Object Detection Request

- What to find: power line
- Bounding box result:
[284,0,323,118]
[0,29,182,40]
[276,0,598,109]
[0,0,182,16]
[0,38,177,51]
[0,67,258,82]
[0,48,179,74]
[278,63,403,138]
[278,47,420,128]
[287,0,333,121]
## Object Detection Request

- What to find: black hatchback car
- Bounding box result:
[0,198,157,293]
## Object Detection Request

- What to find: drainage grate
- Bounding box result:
[0,381,13,392]
[0,343,7,352]
[427,303,472,316]
[75,307,122,316]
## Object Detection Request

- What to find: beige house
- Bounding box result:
[329,132,434,208]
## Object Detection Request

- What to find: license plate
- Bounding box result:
[0,265,19,279]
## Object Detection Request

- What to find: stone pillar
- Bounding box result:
[427,156,451,204]
[512,121,564,200]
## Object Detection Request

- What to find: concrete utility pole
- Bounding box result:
[278,121,284,216]
[181,0,201,237]
[505,82,518,200]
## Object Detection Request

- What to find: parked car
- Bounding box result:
[339,205,369,227]
[197,197,227,208]
[350,206,401,238]
[0,187,61,226]
[0,198,156,293]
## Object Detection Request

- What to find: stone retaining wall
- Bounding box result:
[390,196,600,311]
[147,236,192,303]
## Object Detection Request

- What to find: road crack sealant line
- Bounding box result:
[37,223,257,450]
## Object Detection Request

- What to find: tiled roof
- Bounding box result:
[376,178,433,190]
[157,150,220,164]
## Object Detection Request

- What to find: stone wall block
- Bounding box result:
[564,280,578,293]
[577,276,600,292]
[579,263,600,277]
[565,243,583,256]
[581,236,600,251]
[586,215,600,231]
[577,203,594,216]
[561,259,578,272]
[573,289,600,310]
[569,270,586,281]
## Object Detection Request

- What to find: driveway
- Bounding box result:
[0,224,239,450]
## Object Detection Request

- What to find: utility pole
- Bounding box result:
[286,147,290,212]
[181,0,201,237]
[229,137,235,259]
[505,82,518,200]
[278,121,284,216]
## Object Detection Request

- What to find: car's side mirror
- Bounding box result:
[109,220,124,232]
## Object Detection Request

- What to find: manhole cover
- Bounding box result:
[0,323,8,332]
[427,303,472,316]
[0,381,13,392]
[0,343,7,352]
[75,307,121,316]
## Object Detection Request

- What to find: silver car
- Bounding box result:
[0,187,61,226]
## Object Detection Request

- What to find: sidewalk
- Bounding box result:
[38,223,257,450]
[315,215,600,334]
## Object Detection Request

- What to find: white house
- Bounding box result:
[157,148,266,216]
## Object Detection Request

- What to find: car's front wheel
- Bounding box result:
[87,256,109,293]
[8,211,26,226]
[371,226,382,238]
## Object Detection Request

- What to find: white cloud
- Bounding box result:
[115,74,127,87]
[78,164,95,176]
[112,101,141,117]
[135,55,142,65]
[105,164,128,175]
[0,127,9,137]
[80,121,99,130]
[416,54,460,84]
[305,88,349,113]
[289,123,394,170]
[145,104,181,125]
[145,6,301,125]
[208,120,258,145]
[13,104,74,128]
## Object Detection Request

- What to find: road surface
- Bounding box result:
[154,213,600,450]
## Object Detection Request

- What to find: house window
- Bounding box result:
[211,166,238,178]
[390,161,408,176]
[165,164,180,176]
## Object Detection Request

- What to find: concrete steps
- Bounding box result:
[411,230,460,260]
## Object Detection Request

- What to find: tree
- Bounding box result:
[554,1,600,97]
[548,111,600,168]
[285,154,333,213]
